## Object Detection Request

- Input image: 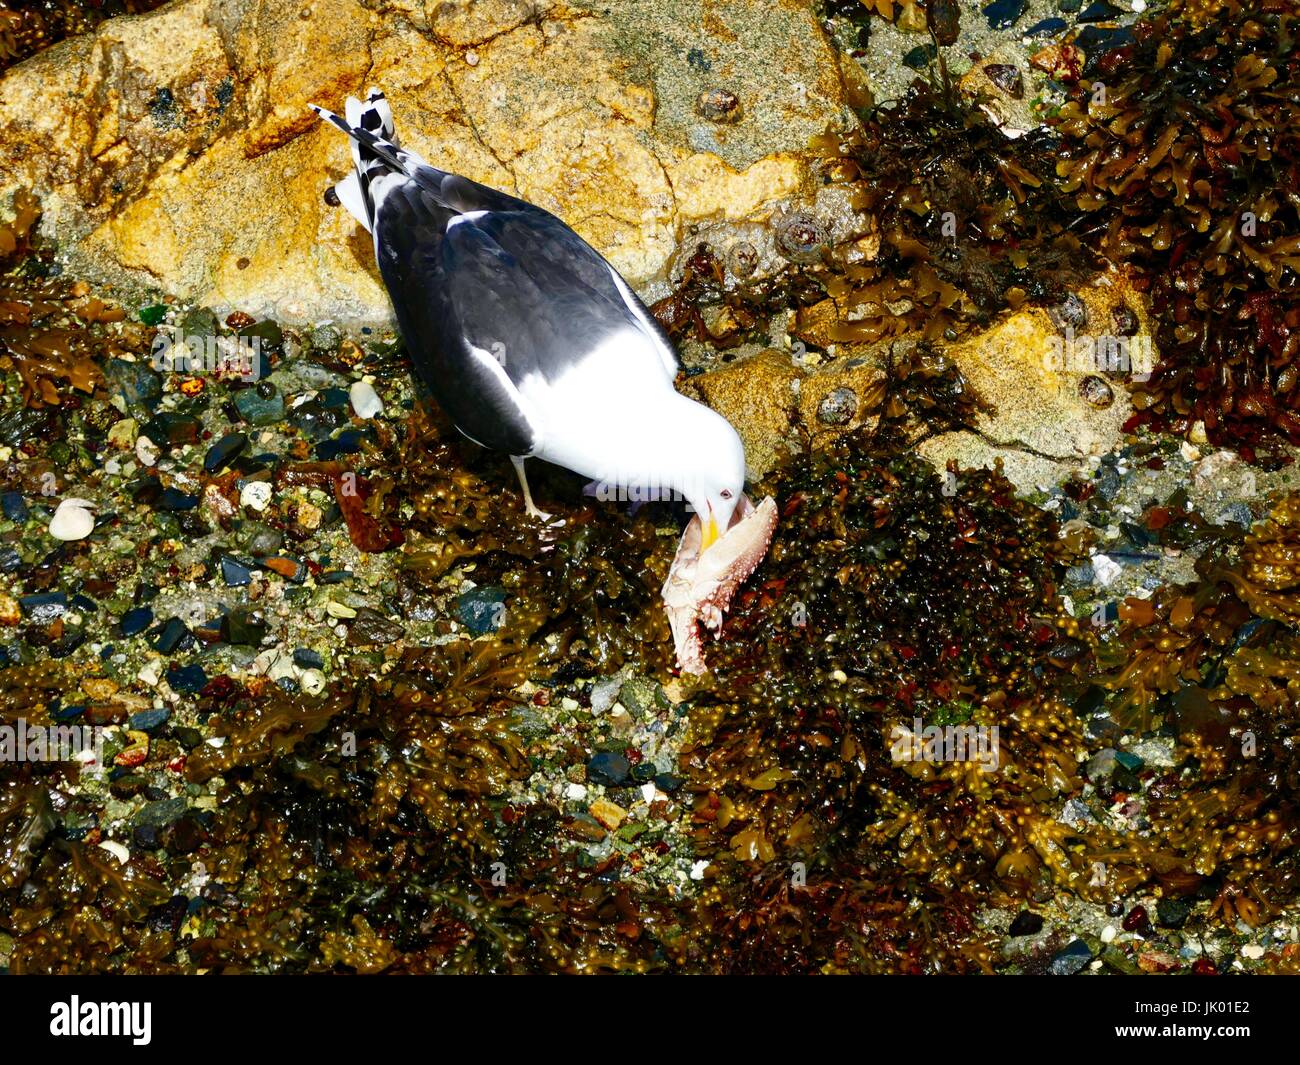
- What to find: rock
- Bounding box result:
[349,380,383,419]
[49,498,95,541]
[587,751,631,787]
[982,0,1027,29]
[455,586,508,636]
[204,432,248,473]
[1049,938,1093,975]
[916,287,1143,492]
[0,491,26,522]
[234,387,285,426]
[119,606,154,637]
[1156,898,1191,929]
[0,0,853,325]
[1008,910,1044,937]
[687,350,798,478]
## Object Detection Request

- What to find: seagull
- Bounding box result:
[310,89,747,550]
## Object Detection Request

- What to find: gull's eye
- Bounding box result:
[720,489,733,500]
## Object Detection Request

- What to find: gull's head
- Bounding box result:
[676,401,747,552]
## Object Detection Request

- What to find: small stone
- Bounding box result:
[1086,748,1117,782]
[119,606,154,637]
[204,432,248,474]
[129,708,171,732]
[982,0,1027,29]
[19,592,67,625]
[153,617,192,654]
[1049,939,1093,975]
[240,480,273,511]
[221,608,268,646]
[141,412,201,447]
[1156,898,1192,929]
[234,387,286,426]
[1,491,28,521]
[1023,16,1067,36]
[695,87,742,122]
[220,554,254,586]
[588,798,626,831]
[1091,553,1122,586]
[587,751,631,787]
[349,380,384,419]
[166,664,207,694]
[158,487,199,511]
[104,357,164,415]
[50,498,95,540]
[1009,910,1044,936]
[293,648,324,669]
[296,669,324,695]
[455,586,508,636]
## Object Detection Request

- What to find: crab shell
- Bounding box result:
[661,494,778,674]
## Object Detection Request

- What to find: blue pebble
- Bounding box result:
[204,432,248,474]
[165,665,207,695]
[130,707,172,732]
[158,487,199,511]
[320,387,351,409]
[1024,16,1067,36]
[153,617,192,654]
[455,586,508,636]
[983,0,1027,29]
[293,648,324,669]
[587,751,631,787]
[119,606,154,637]
[220,554,254,587]
[1,491,27,521]
[52,703,86,722]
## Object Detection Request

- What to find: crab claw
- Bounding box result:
[661,494,778,674]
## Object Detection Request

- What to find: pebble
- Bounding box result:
[166,664,207,694]
[349,380,384,419]
[153,617,191,654]
[1049,939,1093,975]
[234,387,286,426]
[587,751,631,787]
[1,491,28,521]
[204,432,248,473]
[119,606,154,636]
[1090,553,1122,586]
[50,498,96,540]
[98,840,131,864]
[240,480,273,511]
[19,592,67,625]
[135,435,160,467]
[982,0,1027,29]
[455,586,508,635]
[129,708,171,732]
[300,669,326,695]
[1008,910,1044,936]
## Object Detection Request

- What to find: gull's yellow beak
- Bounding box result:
[700,514,721,552]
